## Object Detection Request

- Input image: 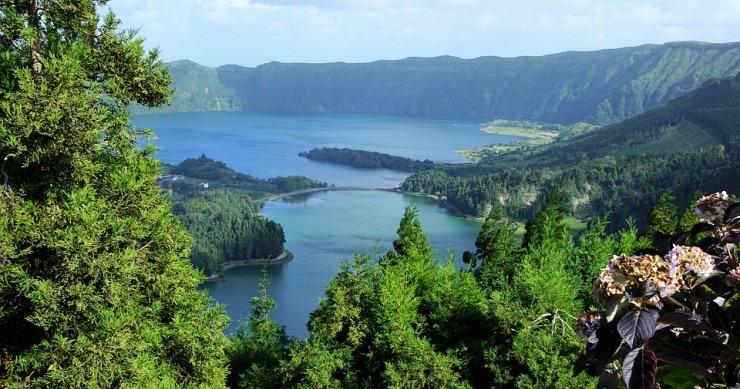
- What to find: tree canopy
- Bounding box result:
[0,1,229,386]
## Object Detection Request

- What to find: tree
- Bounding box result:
[0,2,229,386]
[279,210,489,388]
[644,190,677,239]
[227,269,292,389]
[384,205,434,264]
[521,186,569,249]
[463,206,519,290]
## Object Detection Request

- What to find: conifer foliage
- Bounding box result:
[0,1,229,386]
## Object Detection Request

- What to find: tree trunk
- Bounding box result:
[29,0,42,75]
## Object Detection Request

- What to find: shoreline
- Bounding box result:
[404,191,486,222]
[202,250,294,282]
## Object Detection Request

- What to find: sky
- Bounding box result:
[108,0,740,67]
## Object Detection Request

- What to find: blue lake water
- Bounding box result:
[132,111,514,338]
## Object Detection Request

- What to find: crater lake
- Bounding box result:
[133,111,520,338]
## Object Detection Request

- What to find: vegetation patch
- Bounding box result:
[299,147,435,172]
[459,120,560,161]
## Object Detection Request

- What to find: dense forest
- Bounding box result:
[299,147,435,172]
[403,74,740,230]
[136,42,740,124]
[159,155,316,276]
[172,190,285,276]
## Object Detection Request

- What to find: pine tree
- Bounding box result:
[521,186,568,249]
[645,190,678,238]
[384,205,433,264]
[463,206,519,290]
[0,2,229,386]
[227,269,292,389]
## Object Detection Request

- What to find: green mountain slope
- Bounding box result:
[131,59,241,114]
[147,42,740,124]
[491,72,740,167]
[402,74,740,228]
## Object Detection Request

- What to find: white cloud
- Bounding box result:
[108,0,740,66]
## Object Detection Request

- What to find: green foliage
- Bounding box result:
[522,186,569,249]
[299,147,435,172]
[0,2,229,386]
[226,188,685,388]
[227,269,292,389]
[385,205,434,264]
[645,191,678,238]
[463,207,519,291]
[233,199,622,387]
[275,209,492,388]
[172,190,285,276]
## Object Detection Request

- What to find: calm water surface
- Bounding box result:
[206,191,483,338]
[133,111,514,338]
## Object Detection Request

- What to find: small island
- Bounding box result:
[299,147,435,172]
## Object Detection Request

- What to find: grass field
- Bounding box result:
[458,124,559,161]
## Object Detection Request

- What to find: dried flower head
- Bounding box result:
[695,191,732,224]
[666,245,716,280]
[592,254,682,306]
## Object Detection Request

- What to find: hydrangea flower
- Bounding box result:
[592,254,682,306]
[695,191,732,224]
[666,245,716,280]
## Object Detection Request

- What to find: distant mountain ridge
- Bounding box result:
[401,73,740,227]
[138,41,740,125]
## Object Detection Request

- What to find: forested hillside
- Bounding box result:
[143,42,740,124]
[403,73,740,228]
[158,155,324,276]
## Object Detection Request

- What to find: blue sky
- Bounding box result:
[109,0,740,67]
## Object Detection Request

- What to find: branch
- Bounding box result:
[1,156,8,193]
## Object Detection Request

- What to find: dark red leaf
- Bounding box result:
[657,312,716,334]
[723,202,740,223]
[598,369,619,389]
[708,301,731,333]
[690,222,715,237]
[670,231,691,246]
[623,347,657,389]
[722,231,740,244]
[657,349,715,378]
[618,309,657,348]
